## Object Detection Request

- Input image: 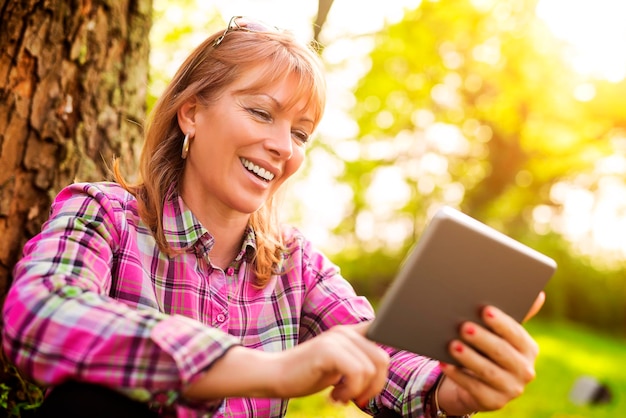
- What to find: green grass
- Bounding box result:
[287,319,626,417]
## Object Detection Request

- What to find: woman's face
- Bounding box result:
[179,69,317,218]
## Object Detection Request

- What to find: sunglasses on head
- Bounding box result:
[212,16,281,48]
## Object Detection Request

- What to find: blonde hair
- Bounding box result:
[115,24,326,287]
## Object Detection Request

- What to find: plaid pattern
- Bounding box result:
[3,182,440,417]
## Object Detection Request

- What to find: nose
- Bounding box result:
[265,124,293,160]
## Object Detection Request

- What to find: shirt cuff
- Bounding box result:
[149,313,241,413]
[421,364,444,418]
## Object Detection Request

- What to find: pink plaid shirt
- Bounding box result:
[3,182,440,417]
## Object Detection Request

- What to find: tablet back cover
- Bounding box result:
[366,206,556,365]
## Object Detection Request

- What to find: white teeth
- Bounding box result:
[240,158,275,181]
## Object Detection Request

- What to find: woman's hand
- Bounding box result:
[436,292,545,415]
[182,322,389,406]
[273,322,390,405]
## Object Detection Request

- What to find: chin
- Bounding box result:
[235,189,275,212]
[232,200,266,215]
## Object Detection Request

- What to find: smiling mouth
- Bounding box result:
[240,157,275,182]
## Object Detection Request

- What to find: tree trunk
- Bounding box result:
[0,0,151,298]
[313,0,334,43]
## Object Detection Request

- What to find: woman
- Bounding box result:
[2,16,543,418]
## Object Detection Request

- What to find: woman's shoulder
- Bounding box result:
[57,181,136,203]
[53,181,140,217]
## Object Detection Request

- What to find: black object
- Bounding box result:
[35,381,158,418]
[374,408,402,417]
[569,376,613,406]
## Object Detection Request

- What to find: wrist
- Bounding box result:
[431,375,476,418]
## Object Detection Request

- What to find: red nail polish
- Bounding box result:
[454,343,464,353]
[485,308,495,318]
[440,362,448,369]
[466,324,475,335]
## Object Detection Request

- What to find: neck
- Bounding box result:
[178,181,253,270]
[204,216,248,269]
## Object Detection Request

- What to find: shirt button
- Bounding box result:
[216,313,226,323]
[226,267,234,276]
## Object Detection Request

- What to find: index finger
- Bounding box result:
[345,321,373,336]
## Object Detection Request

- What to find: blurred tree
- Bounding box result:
[345,0,608,244]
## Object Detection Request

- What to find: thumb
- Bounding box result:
[523,291,546,323]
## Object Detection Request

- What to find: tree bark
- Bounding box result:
[0,0,151,298]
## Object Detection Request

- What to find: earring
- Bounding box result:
[181,132,191,159]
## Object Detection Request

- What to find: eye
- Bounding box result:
[247,108,272,121]
[292,130,310,145]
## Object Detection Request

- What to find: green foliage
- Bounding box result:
[333,248,405,306]
[528,233,626,337]
[147,0,225,112]
[0,351,42,418]
[346,0,617,227]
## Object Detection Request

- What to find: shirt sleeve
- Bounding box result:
[295,231,442,417]
[1,183,240,411]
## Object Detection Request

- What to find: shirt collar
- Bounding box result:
[161,189,257,262]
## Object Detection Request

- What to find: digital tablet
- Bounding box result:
[366,206,557,365]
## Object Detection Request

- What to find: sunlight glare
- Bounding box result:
[366,166,411,216]
[573,83,596,102]
[425,123,470,155]
[549,173,626,263]
[536,0,626,82]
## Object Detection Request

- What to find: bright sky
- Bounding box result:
[536,0,626,82]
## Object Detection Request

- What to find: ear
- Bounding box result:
[177,97,197,136]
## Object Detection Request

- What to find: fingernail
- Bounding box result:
[465,324,475,335]
[485,308,495,318]
[439,362,448,369]
[454,342,464,353]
